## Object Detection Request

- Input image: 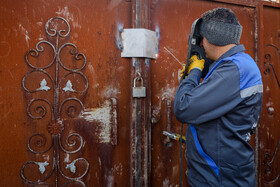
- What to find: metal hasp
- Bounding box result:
[121,28,158,59]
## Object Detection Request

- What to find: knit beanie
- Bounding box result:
[200,8,242,46]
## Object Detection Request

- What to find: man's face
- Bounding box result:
[200,36,215,60]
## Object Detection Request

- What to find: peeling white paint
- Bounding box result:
[112,163,123,176]
[18,23,30,47]
[160,85,176,101]
[37,21,43,26]
[266,128,270,138]
[103,86,120,98]
[25,34,30,47]
[56,6,81,29]
[42,154,50,161]
[35,161,49,174]
[63,80,75,92]
[80,100,112,143]
[37,79,50,91]
[64,154,70,163]
[106,173,114,187]
[38,33,44,41]
[56,6,72,21]
[162,178,170,187]
[87,64,95,77]
[82,100,111,124]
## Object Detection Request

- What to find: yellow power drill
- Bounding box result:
[163,131,186,143]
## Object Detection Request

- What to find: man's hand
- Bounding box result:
[187,55,205,74]
[180,64,186,79]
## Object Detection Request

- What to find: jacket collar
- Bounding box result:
[209,45,245,70]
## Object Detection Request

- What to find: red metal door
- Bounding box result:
[150,0,258,186]
[0,0,280,186]
[0,0,132,186]
[259,2,280,186]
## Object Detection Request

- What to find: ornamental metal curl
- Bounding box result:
[45,17,71,37]
[58,97,84,119]
[59,133,84,154]
[25,40,56,70]
[20,159,55,185]
[21,17,89,186]
[27,98,54,119]
[264,44,280,88]
[264,140,280,185]
[58,43,87,71]
[62,180,86,187]
[27,133,53,154]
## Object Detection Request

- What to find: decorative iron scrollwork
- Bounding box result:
[264,140,280,185]
[21,17,89,186]
[264,44,280,88]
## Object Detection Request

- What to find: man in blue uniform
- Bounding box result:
[173,8,262,186]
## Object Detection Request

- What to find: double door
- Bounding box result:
[0,0,279,186]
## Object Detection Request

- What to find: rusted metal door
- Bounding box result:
[0,0,279,186]
[150,0,259,186]
[259,2,280,186]
[0,0,133,186]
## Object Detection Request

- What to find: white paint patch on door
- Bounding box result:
[80,100,113,143]
[160,84,175,101]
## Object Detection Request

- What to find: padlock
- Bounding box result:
[133,77,146,98]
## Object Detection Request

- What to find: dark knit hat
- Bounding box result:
[200,8,242,46]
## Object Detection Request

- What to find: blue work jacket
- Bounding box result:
[174,45,263,186]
